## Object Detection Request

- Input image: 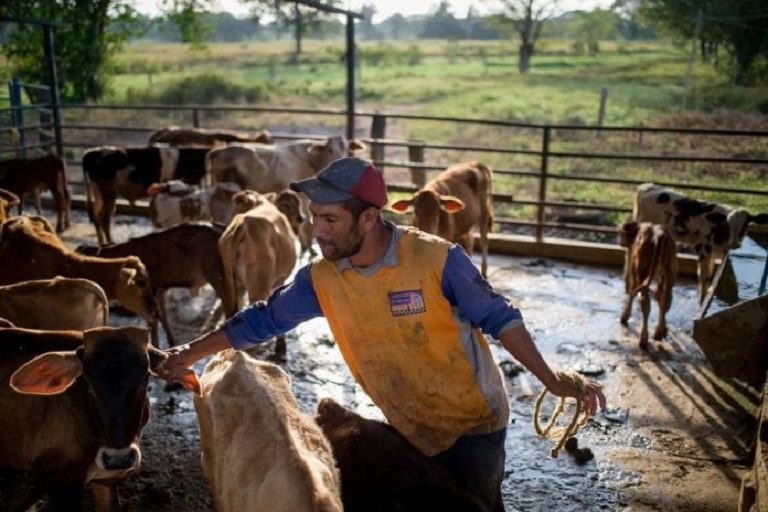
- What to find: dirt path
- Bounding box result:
[5,207,759,512]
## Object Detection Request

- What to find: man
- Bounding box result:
[158,156,606,511]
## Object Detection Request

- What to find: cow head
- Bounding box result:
[720,208,768,250]
[10,326,152,482]
[307,136,367,173]
[618,221,640,248]
[389,190,465,236]
[272,189,305,235]
[115,257,158,323]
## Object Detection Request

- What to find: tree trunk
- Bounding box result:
[518,42,533,74]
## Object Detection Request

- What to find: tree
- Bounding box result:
[0,0,216,102]
[420,1,464,39]
[240,0,342,56]
[637,0,768,84]
[486,0,560,73]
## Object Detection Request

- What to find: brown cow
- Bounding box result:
[82,145,210,245]
[0,154,71,232]
[76,222,232,348]
[0,215,157,326]
[193,350,342,512]
[390,161,493,277]
[219,190,301,357]
[0,187,20,223]
[147,180,242,228]
[0,277,108,330]
[206,135,366,253]
[0,325,198,512]
[314,398,490,512]
[633,182,768,303]
[148,126,273,146]
[619,220,678,349]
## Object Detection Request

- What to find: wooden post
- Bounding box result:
[596,86,608,137]
[370,113,386,170]
[408,140,425,186]
[193,108,201,128]
[536,126,551,242]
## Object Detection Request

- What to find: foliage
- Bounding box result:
[637,0,768,85]
[125,72,271,104]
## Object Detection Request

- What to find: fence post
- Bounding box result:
[408,140,425,186]
[370,113,386,170]
[596,86,608,137]
[9,76,25,158]
[42,25,63,156]
[536,126,551,242]
[192,108,201,128]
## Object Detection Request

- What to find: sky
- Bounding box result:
[137,0,615,22]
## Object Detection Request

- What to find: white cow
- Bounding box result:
[148,180,242,228]
[193,349,343,512]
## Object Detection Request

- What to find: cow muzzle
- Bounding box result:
[97,442,142,471]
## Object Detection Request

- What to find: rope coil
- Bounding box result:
[533,371,592,458]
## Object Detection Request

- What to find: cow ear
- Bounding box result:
[439,196,465,213]
[11,351,83,395]
[704,212,727,224]
[389,199,413,213]
[750,213,768,225]
[348,139,367,153]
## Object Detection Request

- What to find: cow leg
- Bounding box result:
[653,277,674,341]
[696,256,713,304]
[274,334,287,360]
[638,289,650,349]
[155,288,176,347]
[52,189,66,233]
[620,292,634,326]
[90,482,120,512]
[32,188,42,215]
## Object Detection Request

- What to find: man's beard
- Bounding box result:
[317,228,364,262]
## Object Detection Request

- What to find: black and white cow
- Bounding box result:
[633,182,768,302]
[82,146,210,245]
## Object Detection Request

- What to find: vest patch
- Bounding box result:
[389,289,426,317]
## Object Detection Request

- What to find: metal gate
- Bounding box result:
[0,76,56,159]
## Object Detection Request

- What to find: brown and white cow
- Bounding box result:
[618,221,678,349]
[148,126,273,146]
[82,146,211,245]
[390,161,494,277]
[0,154,71,232]
[76,222,232,347]
[219,191,301,357]
[206,135,366,252]
[0,186,20,223]
[0,325,198,512]
[193,349,342,512]
[633,183,768,303]
[147,180,242,228]
[0,215,157,326]
[0,277,109,331]
[314,398,490,512]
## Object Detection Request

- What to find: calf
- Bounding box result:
[82,145,210,245]
[147,180,242,228]
[0,215,157,327]
[0,187,20,223]
[0,154,71,232]
[219,191,301,357]
[77,222,233,347]
[207,135,366,253]
[390,161,494,277]
[314,398,490,512]
[0,325,185,512]
[633,182,768,302]
[148,125,273,146]
[0,277,108,331]
[193,349,342,512]
[619,221,678,349]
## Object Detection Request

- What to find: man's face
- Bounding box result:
[309,202,364,261]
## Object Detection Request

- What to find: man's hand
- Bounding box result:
[546,371,606,417]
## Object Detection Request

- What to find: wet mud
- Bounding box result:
[2,207,760,512]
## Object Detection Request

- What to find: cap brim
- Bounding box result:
[290,177,353,204]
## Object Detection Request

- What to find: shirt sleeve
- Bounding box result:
[224,264,324,350]
[441,244,524,339]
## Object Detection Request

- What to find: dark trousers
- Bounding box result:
[431,428,507,512]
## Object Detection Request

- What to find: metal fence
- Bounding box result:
[4,102,768,247]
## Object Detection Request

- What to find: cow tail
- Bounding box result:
[630,236,664,296]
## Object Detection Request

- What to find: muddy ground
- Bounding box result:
[4,206,762,512]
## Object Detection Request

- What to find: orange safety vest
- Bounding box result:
[310,229,508,455]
